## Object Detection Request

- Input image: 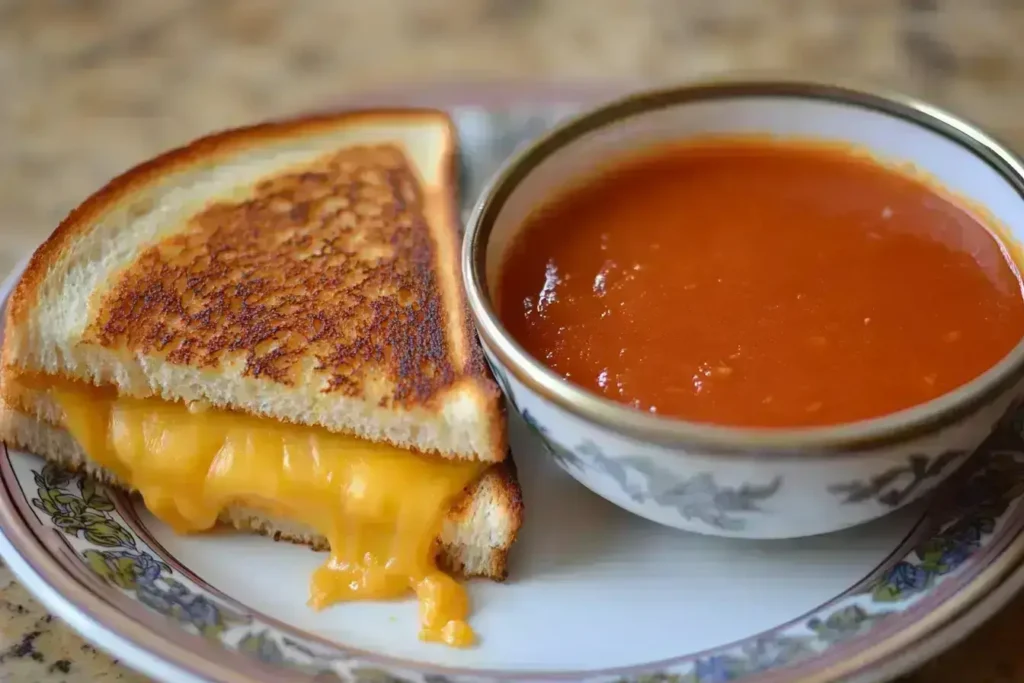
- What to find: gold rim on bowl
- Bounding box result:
[462,79,1024,455]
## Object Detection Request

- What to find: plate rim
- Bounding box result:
[0,516,206,683]
[4,434,1022,682]
[5,394,1024,683]
[848,540,1024,682]
[8,511,1024,683]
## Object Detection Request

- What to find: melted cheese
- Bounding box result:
[44,380,485,647]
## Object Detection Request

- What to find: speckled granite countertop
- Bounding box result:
[3,0,1024,680]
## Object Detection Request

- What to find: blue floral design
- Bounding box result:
[870,449,1024,603]
[693,657,733,682]
[32,463,245,638]
[137,577,239,637]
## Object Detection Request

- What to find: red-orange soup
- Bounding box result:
[497,139,1024,428]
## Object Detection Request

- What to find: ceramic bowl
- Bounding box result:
[462,80,1024,539]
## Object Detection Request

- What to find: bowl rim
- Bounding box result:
[462,78,1024,455]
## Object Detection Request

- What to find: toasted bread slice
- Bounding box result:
[0,396,522,581]
[2,110,505,462]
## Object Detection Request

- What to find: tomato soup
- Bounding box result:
[497,139,1024,428]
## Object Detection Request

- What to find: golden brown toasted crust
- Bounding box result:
[8,110,439,326]
[82,144,475,406]
[4,108,497,411]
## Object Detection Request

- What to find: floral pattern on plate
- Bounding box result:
[12,411,1024,682]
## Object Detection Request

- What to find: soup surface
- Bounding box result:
[497,139,1024,428]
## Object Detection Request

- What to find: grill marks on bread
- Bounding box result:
[87,145,462,407]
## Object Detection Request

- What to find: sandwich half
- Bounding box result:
[0,110,522,647]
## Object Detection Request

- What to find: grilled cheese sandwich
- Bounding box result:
[0,110,521,647]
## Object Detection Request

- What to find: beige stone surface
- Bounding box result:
[2,0,1024,680]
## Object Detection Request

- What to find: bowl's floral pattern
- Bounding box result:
[488,354,989,538]
[827,451,967,507]
[523,410,782,532]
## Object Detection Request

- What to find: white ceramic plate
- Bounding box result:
[3,89,1024,683]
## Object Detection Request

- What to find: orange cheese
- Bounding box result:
[47,381,485,647]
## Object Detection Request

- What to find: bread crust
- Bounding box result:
[2,110,506,461]
[8,110,449,328]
